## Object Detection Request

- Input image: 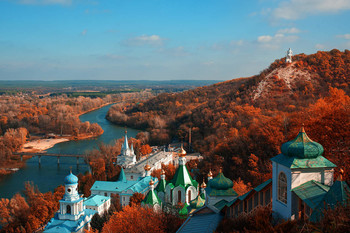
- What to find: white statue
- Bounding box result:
[286,48,293,63]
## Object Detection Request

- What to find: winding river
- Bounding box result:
[0,104,139,199]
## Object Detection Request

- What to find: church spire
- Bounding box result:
[122,129,129,151]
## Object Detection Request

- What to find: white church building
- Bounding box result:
[117,130,137,168]
[45,172,110,233]
[271,126,336,220]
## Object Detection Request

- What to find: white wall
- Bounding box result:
[172,186,185,205]
[272,162,292,220]
[291,168,334,189]
[186,186,197,204]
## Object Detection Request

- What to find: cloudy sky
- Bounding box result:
[0,0,349,80]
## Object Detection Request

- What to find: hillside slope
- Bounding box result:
[107,49,350,185]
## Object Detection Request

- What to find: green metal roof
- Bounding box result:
[208,188,238,197]
[281,128,324,159]
[292,180,330,210]
[84,195,110,207]
[189,194,205,209]
[271,153,336,169]
[224,178,271,208]
[155,178,167,193]
[169,164,198,189]
[209,172,233,190]
[118,167,127,182]
[254,179,272,192]
[206,172,237,197]
[321,180,350,206]
[142,189,161,206]
[238,190,252,201]
[213,199,229,211]
[310,180,350,222]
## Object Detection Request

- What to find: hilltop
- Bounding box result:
[107,49,350,186]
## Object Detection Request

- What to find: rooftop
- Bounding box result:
[44,209,96,233]
[84,195,110,207]
[125,151,173,173]
[292,180,330,210]
[91,176,158,194]
[271,153,336,169]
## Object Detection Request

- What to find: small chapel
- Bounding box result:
[222,126,349,222]
[45,172,110,233]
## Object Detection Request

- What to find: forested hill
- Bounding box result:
[107,49,350,186]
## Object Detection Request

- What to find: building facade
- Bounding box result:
[45,172,110,233]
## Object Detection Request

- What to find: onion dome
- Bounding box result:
[179,145,187,157]
[281,127,324,159]
[64,172,78,185]
[161,169,165,175]
[201,180,207,189]
[149,179,155,186]
[190,195,205,209]
[207,169,213,177]
[144,164,151,171]
[209,172,233,190]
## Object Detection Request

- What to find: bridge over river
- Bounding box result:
[14,152,87,166]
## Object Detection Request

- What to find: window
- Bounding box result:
[188,190,191,203]
[278,172,287,204]
[104,192,107,197]
[66,205,71,214]
[131,175,133,180]
[178,190,182,203]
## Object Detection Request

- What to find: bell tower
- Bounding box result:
[58,171,84,221]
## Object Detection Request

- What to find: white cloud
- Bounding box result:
[122,34,166,47]
[18,0,72,5]
[277,27,301,34]
[257,33,299,49]
[315,44,326,50]
[258,35,273,43]
[81,29,87,36]
[273,0,350,20]
[337,34,350,39]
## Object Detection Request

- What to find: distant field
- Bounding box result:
[0,80,221,96]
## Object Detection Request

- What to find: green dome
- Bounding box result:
[189,195,205,209]
[281,127,324,159]
[209,172,233,190]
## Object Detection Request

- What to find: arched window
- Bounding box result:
[178,190,182,204]
[66,205,71,214]
[188,190,191,203]
[278,172,287,204]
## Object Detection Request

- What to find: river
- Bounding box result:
[0,104,139,199]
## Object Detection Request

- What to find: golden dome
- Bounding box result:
[161,169,165,175]
[144,164,151,171]
[207,169,213,177]
[149,179,155,186]
[201,180,207,188]
[179,145,187,157]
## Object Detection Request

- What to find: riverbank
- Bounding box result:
[77,102,117,117]
[20,138,70,153]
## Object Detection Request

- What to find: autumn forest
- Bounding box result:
[0,49,349,232]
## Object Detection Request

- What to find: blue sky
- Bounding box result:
[0,0,350,80]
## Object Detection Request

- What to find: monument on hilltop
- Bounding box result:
[286,48,293,63]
